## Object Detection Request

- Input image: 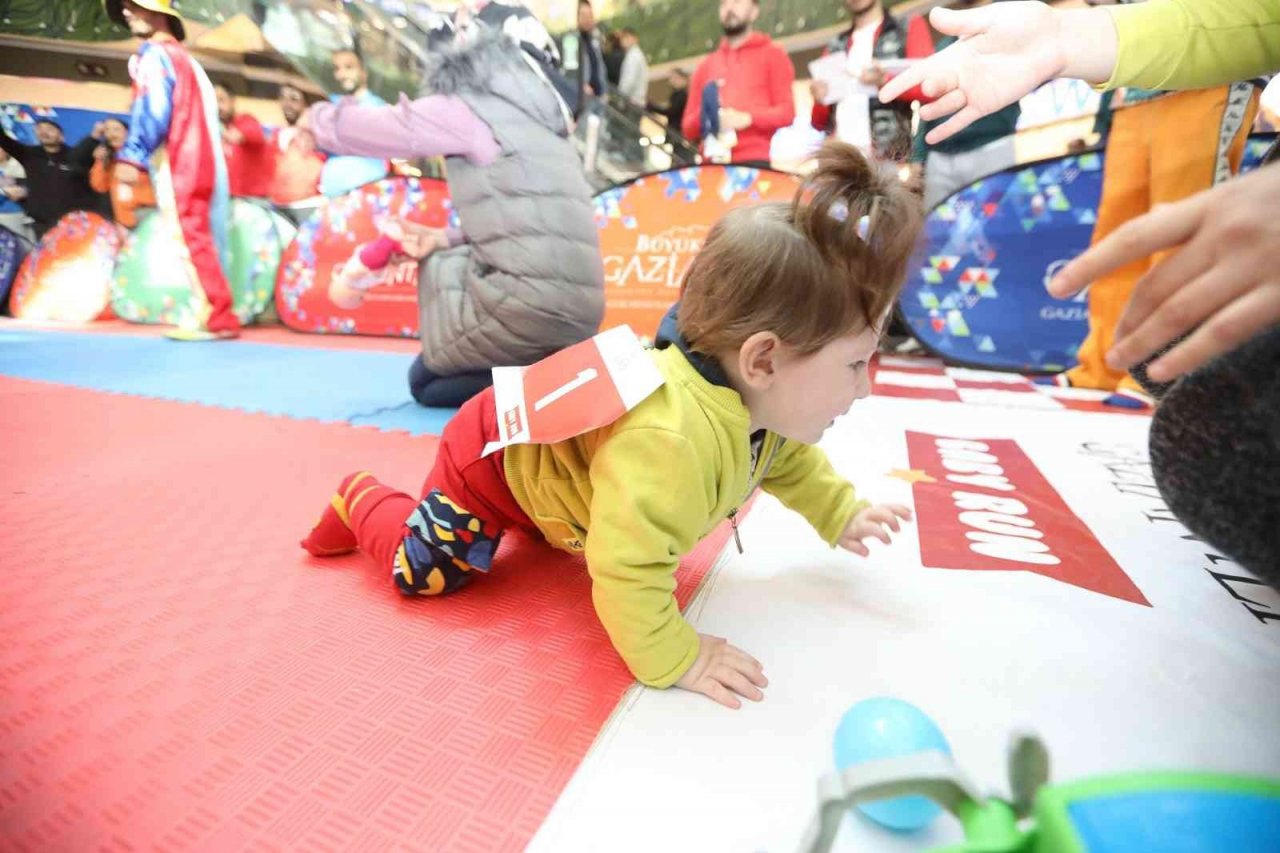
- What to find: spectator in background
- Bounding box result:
[0,119,98,239]
[663,68,690,137]
[89,118,156,228]
[561,0,608,118]
[215,84,273,199]
[318,49,389,197]
[810,0,932,161]
[0,147,32,242]
[617,28,650,110]
[910,0,1019,208]
[270,83,324,205]
[108,0,239,340]
[682,0,795,167]
[603,29,625,89]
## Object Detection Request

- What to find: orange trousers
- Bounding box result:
[1066,84,1259,393]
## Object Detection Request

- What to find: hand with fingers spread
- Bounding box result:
[1048,162,1280,383]
[877,2,1117,145]
[838,503,914,558]
[675,634,769,710]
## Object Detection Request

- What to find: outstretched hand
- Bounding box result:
[397,220,450,260]
[878,2,1116,145]
[838,503,914,558]
[675,634,768,710]
[1048,162,1280,383]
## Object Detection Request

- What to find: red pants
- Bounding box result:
[418,386,535,530]
[177,189,239,334]
[350,387,533,576]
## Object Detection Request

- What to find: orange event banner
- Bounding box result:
[594,166,801,340]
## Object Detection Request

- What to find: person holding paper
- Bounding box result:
[301,141,920,707]
[809,0,933,161]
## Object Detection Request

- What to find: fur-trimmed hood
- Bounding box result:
[423,32,572,135]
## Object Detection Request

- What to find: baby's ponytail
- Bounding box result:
[678,140,924,356]
[793,140,923,334]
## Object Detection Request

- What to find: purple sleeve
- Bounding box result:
[445,226,466,248]
[308,93,499,165]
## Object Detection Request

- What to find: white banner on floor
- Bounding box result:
[530,396,1280,853]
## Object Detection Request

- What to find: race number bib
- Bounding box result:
[481,325,665,457]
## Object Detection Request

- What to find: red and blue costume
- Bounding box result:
[119,37,239,335]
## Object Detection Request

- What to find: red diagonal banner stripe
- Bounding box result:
[906,432,1148,605]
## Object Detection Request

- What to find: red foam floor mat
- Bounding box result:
[0,376,728,851]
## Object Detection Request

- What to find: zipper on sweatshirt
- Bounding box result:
[726,433,782,554]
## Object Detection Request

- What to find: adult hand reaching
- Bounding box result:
[877,2,1118,144]
[1048,162,1280,383]
[397,220,450,259]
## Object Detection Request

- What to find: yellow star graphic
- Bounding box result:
[887,468,937,484]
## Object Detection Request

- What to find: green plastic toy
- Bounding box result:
[798,734,1280,852]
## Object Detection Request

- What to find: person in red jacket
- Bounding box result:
[681,0,795,167]
[810,0,933,161]
[214,84,274,198]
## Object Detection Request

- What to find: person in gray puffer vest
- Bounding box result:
[307,27,604,407]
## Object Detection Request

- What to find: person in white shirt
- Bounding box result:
[617,28,650,110]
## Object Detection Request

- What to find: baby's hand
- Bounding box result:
[675,633,768,710]
[397,220,449,259]
[838,503,914,558]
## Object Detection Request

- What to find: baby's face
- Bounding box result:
[749,326,878,445]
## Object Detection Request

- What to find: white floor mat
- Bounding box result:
[530,396,1280,853]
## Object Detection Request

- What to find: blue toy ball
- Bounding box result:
[833,697,951,832]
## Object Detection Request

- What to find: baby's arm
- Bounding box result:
[761,440,869,546]
[585,428,766,707]
[763,441,912,557]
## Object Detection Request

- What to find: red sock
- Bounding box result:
[300,471,375,556]
[348,483,418,571]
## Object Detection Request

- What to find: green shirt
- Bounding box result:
[1105,0,1280,91]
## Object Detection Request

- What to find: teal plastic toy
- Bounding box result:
[833,698,951,831]
[799,734,1280,852]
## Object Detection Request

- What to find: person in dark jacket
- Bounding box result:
[0,119,99,239]
[664,68,690,138]
[560,0,608,118]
